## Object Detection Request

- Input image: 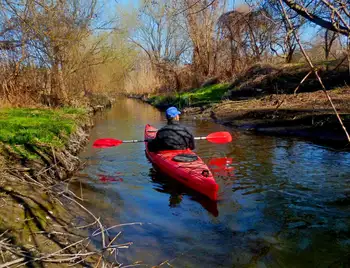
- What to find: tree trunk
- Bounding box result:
[286,45,295,63]
[50,46,66,106]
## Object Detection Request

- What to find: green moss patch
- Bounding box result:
[149,83,231,108]
[0,107,88,159]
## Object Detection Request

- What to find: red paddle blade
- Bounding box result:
[206,132,232,144]
[93,138,123,148]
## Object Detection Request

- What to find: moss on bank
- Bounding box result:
[0,107,88,160]
[147,83,231,108]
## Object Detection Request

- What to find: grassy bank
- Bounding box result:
[0,104,137,267]
[0,107,100,266]
[0,107,88,160]
[147,83,231,108]
[0,105,136,267]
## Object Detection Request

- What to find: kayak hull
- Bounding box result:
[144,124,219,200]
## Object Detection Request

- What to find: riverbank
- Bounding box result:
[127,63,350,146]
[0,104,119,266]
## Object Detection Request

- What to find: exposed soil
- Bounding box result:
[183,88,350,146]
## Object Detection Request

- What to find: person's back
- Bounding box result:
[148,107,195,152]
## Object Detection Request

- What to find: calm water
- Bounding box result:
[72,98,350,267]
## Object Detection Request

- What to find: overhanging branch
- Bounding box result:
[282,0,350,36]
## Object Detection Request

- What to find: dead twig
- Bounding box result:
[96,231,123,267]
[61,193,106,248]
[294,70,313,95]
[333,56,347,71]
[0,258,26,268]
[76,219,100,229]
[92,222,143,237]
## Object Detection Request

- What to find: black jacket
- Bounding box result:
[147,121,195,152]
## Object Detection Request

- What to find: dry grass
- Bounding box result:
[124,63,160,94]
[124,62,205,95]
[188,86,350,126]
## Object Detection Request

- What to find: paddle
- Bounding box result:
[92,131,233,148]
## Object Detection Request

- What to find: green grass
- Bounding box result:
[149,83,231,108]
[0,107,88,159]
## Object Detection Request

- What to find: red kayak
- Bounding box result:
[144,124,219,200]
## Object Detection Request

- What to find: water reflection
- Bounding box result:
[149,168,219,217]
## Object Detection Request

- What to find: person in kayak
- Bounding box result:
[147,106,195,152]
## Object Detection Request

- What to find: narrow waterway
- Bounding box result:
[71,98,350,267]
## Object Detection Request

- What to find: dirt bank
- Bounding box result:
[182,89,350,144]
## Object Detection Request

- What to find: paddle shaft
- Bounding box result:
[122,136,208,143]
[194,137,207,140]
[122,139,150,143]
[92,131,232,148]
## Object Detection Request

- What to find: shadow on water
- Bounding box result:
[148,168,219,217]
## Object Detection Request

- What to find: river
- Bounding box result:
[71,98,350,267]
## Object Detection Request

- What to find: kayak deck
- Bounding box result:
[144,124,219,200]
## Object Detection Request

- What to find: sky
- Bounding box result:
[105,0,247,14]
[98,0,319,46]
[115,0,245,6]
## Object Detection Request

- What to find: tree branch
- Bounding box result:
[282,0,350,36]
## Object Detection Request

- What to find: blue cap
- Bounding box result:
[166,106,181,118]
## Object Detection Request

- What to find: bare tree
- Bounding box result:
[280,0,350,73]
[130,0,192,90]
[1,0,137,106]
[263,0,307,63]
[0,0,99,104]
[218,6,276,74]
[324,29,338,61]
[180,0,227,78]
